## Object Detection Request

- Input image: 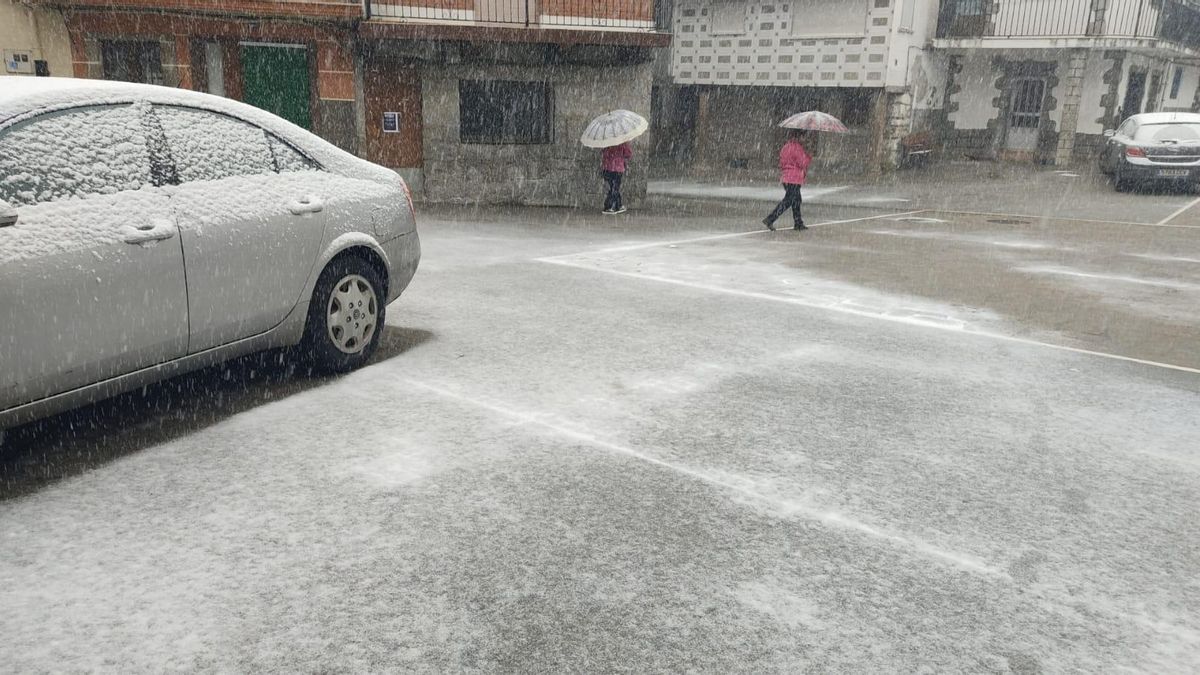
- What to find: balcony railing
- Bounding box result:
[936,0,1200,50]
[39,0,362,18]
[368,0,670,31]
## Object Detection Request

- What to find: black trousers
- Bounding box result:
[602,170,624,211]
[764,183,804,227]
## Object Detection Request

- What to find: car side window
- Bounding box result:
[0,104,151,207]
[1117,121,1134,137]
[154,105,274,183]
[267,134,319,173]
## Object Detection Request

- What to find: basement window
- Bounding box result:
[459,80,553,145]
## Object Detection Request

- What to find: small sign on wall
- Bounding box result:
[382,112,400,133]
[4,50,34,75]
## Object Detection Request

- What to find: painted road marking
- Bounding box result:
[1157,196,1200,226]
[537,258,1200,376]
[930,208,1200,229]
[404,378,1005,578]
[1019,266,1200,291]
[539,210,928,259]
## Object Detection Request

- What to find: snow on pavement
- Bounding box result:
[2,212,1199,671]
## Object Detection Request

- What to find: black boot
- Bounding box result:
[763,218,776,231]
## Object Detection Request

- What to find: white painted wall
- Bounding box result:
[672,0,896,88]
[1161,63,1200,112]
[948,52,997,129]
[1077,53,1112,134]
[909,50,948,114]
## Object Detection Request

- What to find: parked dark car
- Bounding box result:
[1099,112,1200,192]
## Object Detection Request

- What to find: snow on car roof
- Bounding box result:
[1128,112,1200,125]
[0,76,393,182]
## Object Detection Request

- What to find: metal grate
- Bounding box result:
[369,0,666,31]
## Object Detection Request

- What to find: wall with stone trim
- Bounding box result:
[418,49,654,206]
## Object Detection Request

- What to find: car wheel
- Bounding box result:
[301,255,386,374]
[1113,164,1133,193]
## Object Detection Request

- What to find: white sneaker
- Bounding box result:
[613,207,627,214]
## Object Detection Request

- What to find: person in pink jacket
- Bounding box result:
[763,130,813,231]
[600,141,632,214]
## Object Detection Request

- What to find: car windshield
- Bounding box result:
[1132,123,1200,142]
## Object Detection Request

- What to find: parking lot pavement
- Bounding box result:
[543,207,1200,370]
[660,162,1200,225]
[2,202,1198,671]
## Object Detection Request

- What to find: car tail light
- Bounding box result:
[400,176,415,216]
[1125,146,1146,158]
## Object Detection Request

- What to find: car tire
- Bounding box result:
[300,255,386,374]
[1114,165,1133,193]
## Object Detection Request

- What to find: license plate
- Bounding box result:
[1157,169,1189,177]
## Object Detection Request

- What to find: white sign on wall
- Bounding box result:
[4,50,34,75]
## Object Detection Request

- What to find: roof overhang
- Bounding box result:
[932,36,1200,62]
[360,20,671,48]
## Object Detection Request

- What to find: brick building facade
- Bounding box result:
[29,0,670,205]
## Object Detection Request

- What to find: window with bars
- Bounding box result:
[1009,78,1046,129]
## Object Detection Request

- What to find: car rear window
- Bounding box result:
[1132,123,1200,142]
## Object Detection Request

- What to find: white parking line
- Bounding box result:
[931,208,1200,229]
[539,259,1200,376]
[1019,266,1200,291]
[1158,196,1200,226]
[404,378,1005,578]
[538,210,927,259]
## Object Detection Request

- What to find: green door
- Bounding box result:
[241,45,311,130]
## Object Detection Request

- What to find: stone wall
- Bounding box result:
[419,51,653,207]
[679,85,874,181]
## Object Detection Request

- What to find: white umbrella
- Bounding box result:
[581,109,648,148]
[778,111,849,133]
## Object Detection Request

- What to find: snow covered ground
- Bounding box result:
[2,201,1198,671]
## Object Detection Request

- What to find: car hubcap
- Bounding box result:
[326,274,378,355]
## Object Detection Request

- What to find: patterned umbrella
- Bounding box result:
[580,109,649,148]
[778,111,849,133]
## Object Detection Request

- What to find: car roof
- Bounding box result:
[1,76,276,128]
[0,76,392,182]
[1126,112,1200,126]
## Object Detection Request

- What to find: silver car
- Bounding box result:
[0,78,420,430]
[1099,112,1200,192]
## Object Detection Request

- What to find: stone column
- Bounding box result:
[1054,49,1087,166]
[884,91,914,170]
[866,89,888,176]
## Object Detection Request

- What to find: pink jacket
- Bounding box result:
[601,142,632,173]
[779,140,812,185]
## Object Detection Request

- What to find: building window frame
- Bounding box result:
[100,39,164,85]
[458,79,554,145]
[1170,66,1184,100]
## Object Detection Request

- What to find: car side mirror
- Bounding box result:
[0,200,17,228]
[1103,129,1116,138]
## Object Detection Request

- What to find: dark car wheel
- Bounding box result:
[1114,164,1135,193]
[300,255,386,374]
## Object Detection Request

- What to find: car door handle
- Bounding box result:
[289,195,324,215]
[120,220,176,246]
